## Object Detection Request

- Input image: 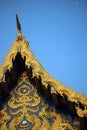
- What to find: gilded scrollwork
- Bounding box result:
[0,72,79,130]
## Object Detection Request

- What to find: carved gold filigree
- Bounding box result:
[0,72,79,130]
[76,107,87,117]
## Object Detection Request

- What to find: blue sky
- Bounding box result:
[0,0,87,96]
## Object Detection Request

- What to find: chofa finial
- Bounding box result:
[16,13,22,38]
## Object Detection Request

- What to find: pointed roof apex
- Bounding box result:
[16,13,22,38]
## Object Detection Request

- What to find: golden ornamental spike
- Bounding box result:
[16,13,22,38]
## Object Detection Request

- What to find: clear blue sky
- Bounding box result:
[0,0,87,96]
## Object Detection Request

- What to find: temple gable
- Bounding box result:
[0,14,87,130]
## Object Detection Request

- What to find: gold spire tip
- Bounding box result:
[16,13,21,32]
[16,13,22,38]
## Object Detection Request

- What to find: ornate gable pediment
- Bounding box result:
[0,14,87,130]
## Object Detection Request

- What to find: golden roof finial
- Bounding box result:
[16,13,22,38]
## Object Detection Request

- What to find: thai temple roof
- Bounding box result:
[0,14,87,130]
